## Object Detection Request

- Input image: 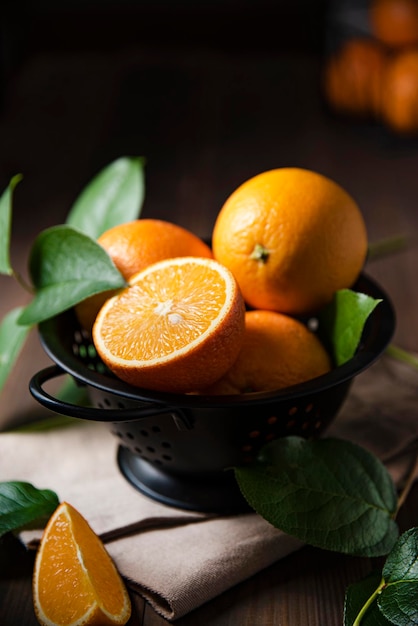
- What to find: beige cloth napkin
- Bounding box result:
[1,354,417,621]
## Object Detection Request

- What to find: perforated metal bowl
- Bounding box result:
[29,273,395,513]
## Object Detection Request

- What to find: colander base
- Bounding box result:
[117,446,252,514]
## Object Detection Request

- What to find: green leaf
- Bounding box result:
[344,571,392,625]
[0,307,31,391]
[56,375,90,407]
[18,225,126,326]
[0,174,23,275]
[378,527,418,626]
[319,289,381,366]
[0,481,59,537]
[66,156,145,238]
[234,437,398,557]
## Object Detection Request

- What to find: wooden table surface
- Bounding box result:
[1,10,418,624]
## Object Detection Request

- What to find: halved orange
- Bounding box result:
[92,256,246,393]
[75,219,213,332]
[33,502,131,626]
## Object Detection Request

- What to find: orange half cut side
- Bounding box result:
[92,256,246,393]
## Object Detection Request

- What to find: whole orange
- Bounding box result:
[201,309,332,395]
[212,168,368,316]
[76,219,213,331]
[323,38,387,117]
[380,49,418,133]
[370,0,418,48]
[96,218,212,279]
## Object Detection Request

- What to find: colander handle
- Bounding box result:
[29,365,193,429]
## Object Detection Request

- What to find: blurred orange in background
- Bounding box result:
[323,37,387,117]
[370,0,418,48]
[380,49,418,132]
[323,0,418,135]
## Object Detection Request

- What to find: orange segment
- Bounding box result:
[92,257,246,393]
[33,502,131,626]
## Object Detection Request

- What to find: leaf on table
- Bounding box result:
[344,571,391,626]
[66,156,146,238]
[0,481,59,538]
[378,527,418,626]
[17,225,127,326]
[318,289,381,366]
[234,437,399,557]
[0,174,23,275]
[0,307,31,392]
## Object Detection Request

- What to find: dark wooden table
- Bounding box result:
[1,9,418,623]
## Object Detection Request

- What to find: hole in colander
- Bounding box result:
[162,454,172,461]
[146,446,155,453]
[162,441,171,449]
[152,426,161,433]
[126,432,134,439]
[140,429,149,437]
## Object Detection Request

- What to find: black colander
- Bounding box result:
[29,273,395,513]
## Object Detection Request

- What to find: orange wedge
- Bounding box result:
[33,502,131,626]
[92,256,246,393]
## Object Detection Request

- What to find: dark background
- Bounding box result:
[0,1,331,237]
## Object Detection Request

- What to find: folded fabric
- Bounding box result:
[1,354,417,620]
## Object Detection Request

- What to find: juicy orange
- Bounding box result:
[323,38,387,118]
[212,168,368,316]
[33,502,131,626]
[76,218,213,332]
[96,218,212,279]
[201,310,332,395]
[92,256,246,393]
[380,49,418,133]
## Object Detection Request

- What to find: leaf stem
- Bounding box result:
[386,344,418,370]
[367,235,409,261]
[11,269,34,295]
[395,445,418,516]
[352,578,385,626]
